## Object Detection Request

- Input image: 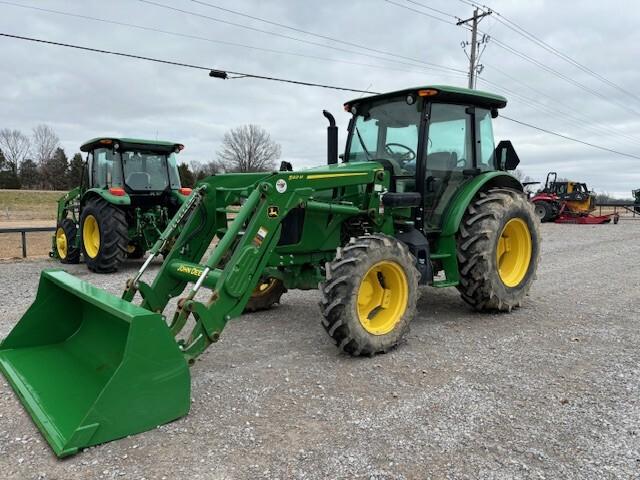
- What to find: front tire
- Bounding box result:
[319,234,419,356]
[457,188,540,312]
[80,197,128,273]
[55,218,80,264]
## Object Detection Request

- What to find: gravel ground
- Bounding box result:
[0,222,638,479]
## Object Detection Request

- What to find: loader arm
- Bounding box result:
[124,165,386,363]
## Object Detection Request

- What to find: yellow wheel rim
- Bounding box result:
[357,260,408,335]
[83,215,100,259]
[497,218,532,287]
[55,227,68,260]
[252,278,278,297]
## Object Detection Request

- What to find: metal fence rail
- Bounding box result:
[0,226,55,258]
[595,203,639,218]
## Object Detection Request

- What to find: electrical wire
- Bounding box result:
[0,32,378,94]
[1,30,638,161]
[138,0,467,75]
[489,38,640,118]
[189,0,458,69]
[402,0,461,20]
[480,66,640,146]
[383,0,455,24]
[501,115,640,160]
[0,1,467,80]
[457,0,640,105]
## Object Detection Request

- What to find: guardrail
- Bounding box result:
[0,226,55,258]
[595,203,639,218]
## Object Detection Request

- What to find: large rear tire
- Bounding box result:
[457,188,540,312]
[55,218,80,264]
[80,197,128,273]
[319,234,419,356]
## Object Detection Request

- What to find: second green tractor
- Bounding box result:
[52,138,193,272]
[1,85,540,457]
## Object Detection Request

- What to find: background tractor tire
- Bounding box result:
[80,197,128,273]
[55,218,80,264]
[533,200,553,222]
[127,242,146,259]
[457,188,540,312]
[244,277,287,312]
[319,234,419,356]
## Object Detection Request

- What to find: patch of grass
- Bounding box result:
[0,189,64,221]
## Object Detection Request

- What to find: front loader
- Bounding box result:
[0,85,540,457]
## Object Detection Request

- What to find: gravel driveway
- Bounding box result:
[0,222,638,479]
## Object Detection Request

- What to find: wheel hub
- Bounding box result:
[496,218,532,287]
[357,261,408,335]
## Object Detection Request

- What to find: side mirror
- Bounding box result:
[494,140,520,171]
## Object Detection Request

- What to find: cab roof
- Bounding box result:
[344,85,507,110]
[80,137,183,153]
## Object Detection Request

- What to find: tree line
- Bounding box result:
[0,125,83,190]
[0,124,282,190]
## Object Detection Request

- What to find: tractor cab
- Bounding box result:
[80,138,184,201]
[343,85,520,231]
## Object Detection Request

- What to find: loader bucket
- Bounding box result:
[0,270,190,457]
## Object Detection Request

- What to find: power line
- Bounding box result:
[489,38,640,118]
[480,67,640,146]
[2,31,639,161]
[501,116,640,160]
[459,0,640,105]
[189,0,459,70]
[0,1,467,80]
[138,0,467,75]
[0,32,377,94]
[402,0,460,20]
[384,0,455,25]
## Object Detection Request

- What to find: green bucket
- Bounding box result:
[0,270,190,457]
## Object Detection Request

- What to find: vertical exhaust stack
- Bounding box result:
[323,110,338,165]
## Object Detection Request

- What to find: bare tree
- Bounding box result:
[32,124,60,166]
[217,125,281,173]
[0,128,30,174]
[192,160,223,180]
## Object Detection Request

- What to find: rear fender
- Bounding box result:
[433,172,523,287]
[440,171,523,237]
[81,188,131,207]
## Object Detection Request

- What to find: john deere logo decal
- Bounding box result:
[267,206,279,218]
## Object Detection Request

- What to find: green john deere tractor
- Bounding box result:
[52,138,193,272]
[0,85,540,457]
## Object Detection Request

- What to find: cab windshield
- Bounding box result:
[121,151,181,192]
[346,96,422,174]
[92,148,182,192]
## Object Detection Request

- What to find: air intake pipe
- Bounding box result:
[323,110,338,165]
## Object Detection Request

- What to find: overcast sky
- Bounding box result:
[1,0,639,197]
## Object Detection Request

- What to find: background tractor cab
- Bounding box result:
[52,137,192,272]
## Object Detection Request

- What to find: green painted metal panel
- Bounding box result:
[440,171,521,236]
[345,84,507,109]
[0,270,189,457]
[82,187,131,206]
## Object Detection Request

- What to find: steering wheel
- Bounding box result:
[385,143,416,162]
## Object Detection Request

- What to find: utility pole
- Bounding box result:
[457,7,492,89]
